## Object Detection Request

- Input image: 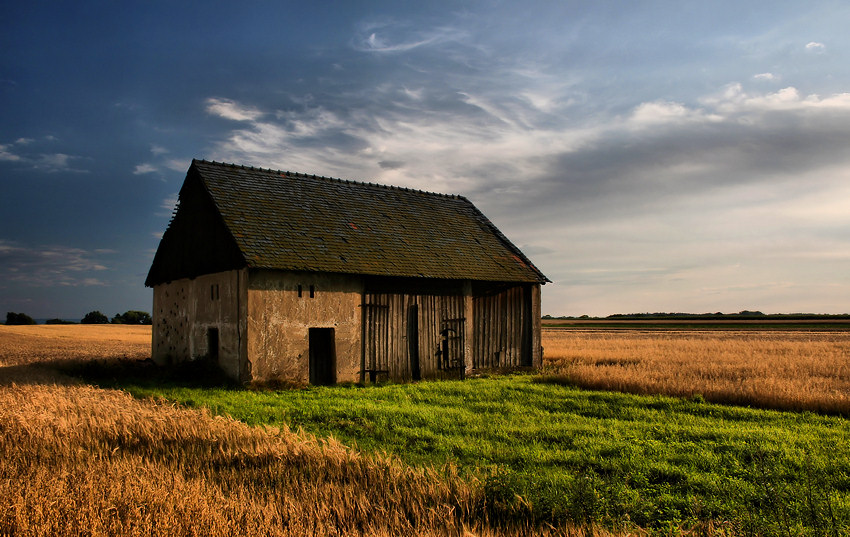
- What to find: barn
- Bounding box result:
[145,160,549,384]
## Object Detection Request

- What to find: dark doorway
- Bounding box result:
[207,328,219,361]
[309,328,336,385]
[407,304,421,381]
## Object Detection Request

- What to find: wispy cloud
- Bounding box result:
[203,82,850,198]
[133,163,157,175]
[205,97,264,121]
[161,195,178,211]
[628,100,721,127]
[705,84,850,113]
[805,41,825,52]
[360,32,438,52]
[131,146,189,178]
[0,137,87,173]
[0,144,22,161]
[353,21,464,53]
[34,153,85,173]
[152,194,179,219]
[164,159,189,172]
[0,240,110,287]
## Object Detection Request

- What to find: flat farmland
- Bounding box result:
[0,324,150,366]
[542,318,850,331]
[2,324,850,535]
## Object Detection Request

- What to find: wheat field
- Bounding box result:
[541,328,850,415]
[0,325,602,537]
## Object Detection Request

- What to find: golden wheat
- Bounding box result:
[541,328,850,414]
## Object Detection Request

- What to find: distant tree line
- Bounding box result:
[82,310,152,325]
[109,310,152,324]
[544,311,850,320]
[81,311,109,324]
[5,310,152,325]
[5,312,36,325]
[607,311,769,319]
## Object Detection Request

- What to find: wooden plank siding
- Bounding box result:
[362,282,534,382]
[363,292,465,381]
[472,285,533,369]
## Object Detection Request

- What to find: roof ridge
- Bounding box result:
[193,158,464,200]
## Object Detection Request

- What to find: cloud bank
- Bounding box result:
[0,240,110,288]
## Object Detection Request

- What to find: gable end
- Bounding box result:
[145,167,246,287]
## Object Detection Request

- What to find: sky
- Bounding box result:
[1,1,849,319]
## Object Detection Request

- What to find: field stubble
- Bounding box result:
[541,328,850,415]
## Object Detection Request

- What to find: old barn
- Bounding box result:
[145,160,549,384]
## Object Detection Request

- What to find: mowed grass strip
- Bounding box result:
[123,376,850,534]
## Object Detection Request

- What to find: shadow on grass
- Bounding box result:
[51,356,242,391]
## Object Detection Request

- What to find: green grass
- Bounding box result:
[87,365,850,535]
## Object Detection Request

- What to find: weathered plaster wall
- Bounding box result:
[151,269,247,380]
[246,270,362,384]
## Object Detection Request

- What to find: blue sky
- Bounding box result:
[2,1,849,318]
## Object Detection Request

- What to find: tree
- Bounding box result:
[5,312,36,325]
[111,310,152,325]
[81,311,109,324]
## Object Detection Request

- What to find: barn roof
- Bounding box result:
[145,160,549,286]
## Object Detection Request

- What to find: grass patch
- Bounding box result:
[99,369,850,535]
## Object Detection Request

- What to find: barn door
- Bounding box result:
[206,327,219,361]
[438,317,465,376]
[309,328,336,385]
[408,304,421,381]
[363,295,390,382]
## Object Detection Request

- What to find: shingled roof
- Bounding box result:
[145,160,549,286]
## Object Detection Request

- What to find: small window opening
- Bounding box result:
[297,284,303,298]
[210,284,220,300]
[309,285,315,298]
